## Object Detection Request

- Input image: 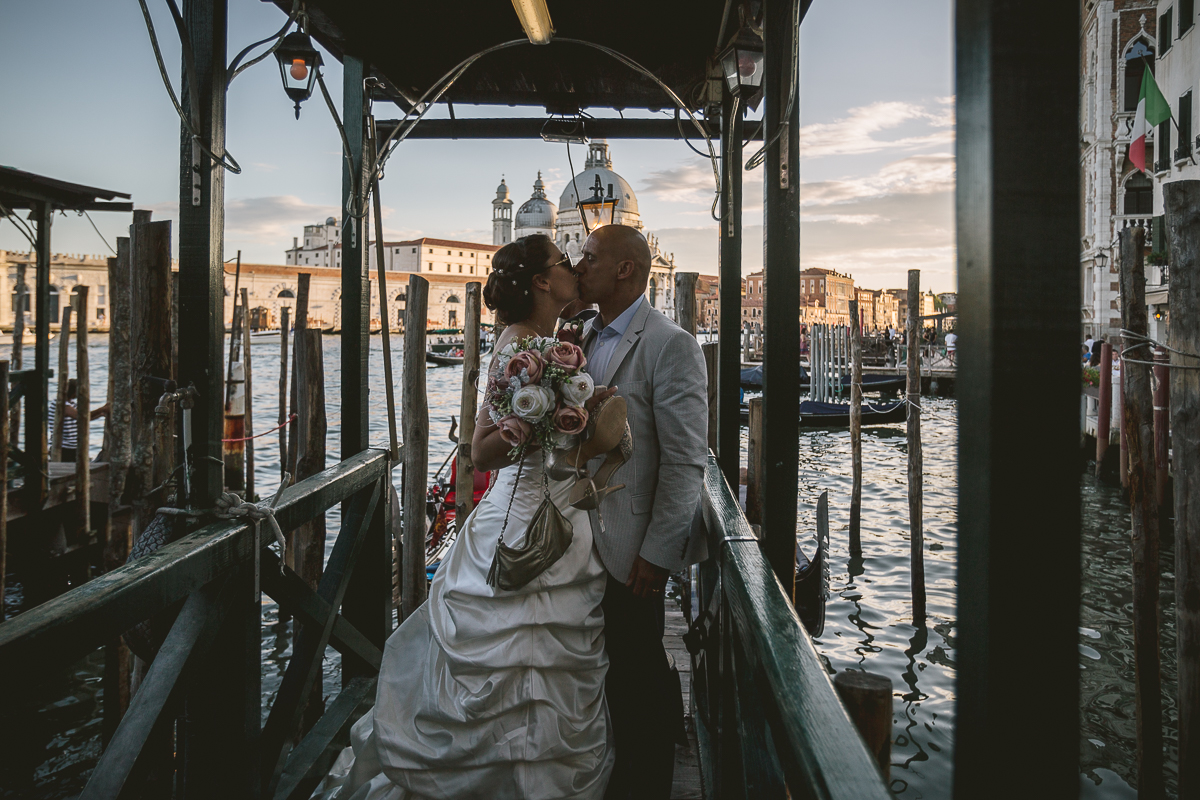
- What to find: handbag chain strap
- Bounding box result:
[495,448,551,545]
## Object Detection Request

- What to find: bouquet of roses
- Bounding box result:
[486,333,595,458]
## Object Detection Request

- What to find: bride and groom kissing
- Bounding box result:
[314,225,710,800]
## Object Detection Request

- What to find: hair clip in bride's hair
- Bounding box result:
[512,280,517,285]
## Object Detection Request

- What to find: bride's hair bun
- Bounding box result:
[483,234,556,325]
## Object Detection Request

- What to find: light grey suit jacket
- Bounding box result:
[583,300,709,583]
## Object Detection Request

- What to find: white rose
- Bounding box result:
[511,384,555,422]
[560,373,595,408]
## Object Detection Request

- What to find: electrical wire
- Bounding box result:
[136,0,242,174]
[227,0,299,87]
[743,0,800,171]
[0,200,36,248]
[81,211,116,255]
[316,69,367,221]
[565,139,589,235]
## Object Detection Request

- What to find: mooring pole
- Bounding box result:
[75,286,90,534]
[850,301,863,556]
[1118,225,1164,799]
[456,283,482,523]
[954,2,1082,794]
[30,200,51,505]
[906,269,925,623]
[401,275,430,621]
[718,88,744,489]
[277,305,289,481]
[1164,179,1200,798]
[50,301,72,463]
[10,263,24,449]
[1153,347,1170,512]
[241,287,254,501]
[1097,340,1113,471]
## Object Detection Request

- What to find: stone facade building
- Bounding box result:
[1,250,112,331]
[1081,0,1163,340]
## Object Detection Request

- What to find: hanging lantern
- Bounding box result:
[718,29,765,100]
[578,174,619,232]
[275,31,322,119]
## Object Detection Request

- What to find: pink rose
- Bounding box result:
[496,415,533,447]
[545,342,587,373]
[552,404,588,436]
[504,350,544,385]
[557,324,582,345]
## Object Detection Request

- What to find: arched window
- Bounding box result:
[1125,39,1155,112]
[278,288,295,298]
[10,287,30,314]
[49,286,60,321]
[446,295,461,304]
[1124,172,1153,214]
[648,277,657,307]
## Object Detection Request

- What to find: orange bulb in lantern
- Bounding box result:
[290,59,309,81]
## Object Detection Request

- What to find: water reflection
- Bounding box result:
[0,339,1180,799]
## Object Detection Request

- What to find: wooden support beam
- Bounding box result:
[10,264,24,451]
[242,287,255,501]
[953,2,1082,795]
[273,676,376,800]
[833,671,892,780]
[676,272,698,336]
[50,301,71,463]
[1118,225,1164,800]
[370,125,400,461]
[176,0,228,510]
[29,200,51,505]
[107,236,132,510]
[849,301,863,556]
[760,0,802,597]
[0,361,7,617]
[717,88,743,489]
[341,55,369,459]
[1163,179,1200,798]
[75,286,90,534]
[278,305,290,481]
[906,271,925,623]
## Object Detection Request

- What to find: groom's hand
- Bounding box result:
[626,556,669,599]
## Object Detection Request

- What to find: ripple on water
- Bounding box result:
[0,341,1179,799]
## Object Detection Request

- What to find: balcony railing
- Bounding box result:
[1116,215,1154,241]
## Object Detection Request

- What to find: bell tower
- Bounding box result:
[492,178,513,246]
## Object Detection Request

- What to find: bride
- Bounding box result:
[313,234,616,800]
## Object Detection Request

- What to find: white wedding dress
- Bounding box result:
[312,453,613,800]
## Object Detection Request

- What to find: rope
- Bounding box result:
[221,413,296,443]
[157,474,291,571]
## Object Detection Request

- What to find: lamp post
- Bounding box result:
[275,31,322,119]
[717,29,765,106]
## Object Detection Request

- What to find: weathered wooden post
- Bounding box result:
[834,671,893,780]
[286,273,311,478]
[293,327,326,734]
[128,219,172,539]
[1164,179,1200,797]
[241,288,255,501]
[676,272,698,336]
[1153,347,1170,511]
[746,397,765,527]
[277,305,289,480]
[401,275,430,620]
[456,283,482,523]
[1097,341,1113,474]
[223,305,246,493]
[906,269,925,623]
[74,286,90,534]
[850,302,863,556]
[50,302,72,463]
[1118,226,1165,799]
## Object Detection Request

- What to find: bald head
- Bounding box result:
[590,225,652,285]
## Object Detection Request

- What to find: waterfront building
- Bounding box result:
[1,250,112,331]
[742,271,762,327]
[696,275,720,331]
[492,179,513,246]
[801,268,855,326]
[1080,0,1162,340]
[873,289,901,331]
[855,289,877,331]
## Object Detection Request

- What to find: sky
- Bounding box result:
[0,0,955,292]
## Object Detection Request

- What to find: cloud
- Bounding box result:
[800,100,954,158]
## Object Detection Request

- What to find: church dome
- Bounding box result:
[515,172,558,232]
[495,179,510,199]
[557,140,639,217]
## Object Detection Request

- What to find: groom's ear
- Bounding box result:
[615,258,637,280]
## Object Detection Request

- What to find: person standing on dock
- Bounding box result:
[575,224,709,799]
[47,379,109,462]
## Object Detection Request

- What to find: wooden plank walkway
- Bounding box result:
[665,603,704,799]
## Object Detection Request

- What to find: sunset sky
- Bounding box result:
[0,0,954,291]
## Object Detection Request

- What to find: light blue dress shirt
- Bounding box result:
[584,295,644,383]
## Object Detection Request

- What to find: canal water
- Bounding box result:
[0,335,1179,798]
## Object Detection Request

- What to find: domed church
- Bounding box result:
[491,140,676,314]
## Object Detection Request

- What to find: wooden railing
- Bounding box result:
[690,455,891,799]
[0,448,394,800]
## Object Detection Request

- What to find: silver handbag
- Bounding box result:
[486,454,574,591]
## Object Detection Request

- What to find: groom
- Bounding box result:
[575,225,709,798]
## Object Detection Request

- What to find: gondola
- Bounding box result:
[793,491,830,636]
[425,351,465,366]
[424,417,491,580]
[738,398,906,428]
[739,364,809,390]
[841,373,907,393]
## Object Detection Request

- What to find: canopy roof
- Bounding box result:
[0,165,132,212]
[272,0,735,113]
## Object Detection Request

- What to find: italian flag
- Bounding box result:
[1130,68,1172,172]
